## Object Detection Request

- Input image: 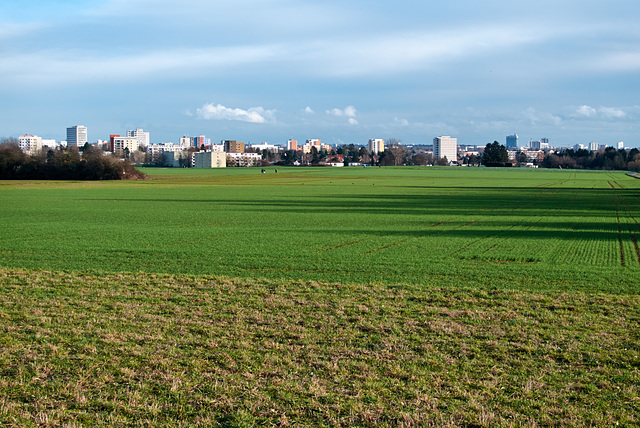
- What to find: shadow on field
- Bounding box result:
[83,187,627,216]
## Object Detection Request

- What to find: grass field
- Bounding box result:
[1,166,639,426]
[1,167,640,291]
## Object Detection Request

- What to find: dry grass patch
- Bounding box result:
[0,268,638,427]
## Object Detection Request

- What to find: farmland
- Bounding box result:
[1,167,639,291]
[1,167,639,426]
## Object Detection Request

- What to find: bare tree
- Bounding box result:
[386,139,407,166]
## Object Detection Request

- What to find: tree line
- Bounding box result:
[540,147,640,170]
[0,139,146,180]
[481,141,640,170]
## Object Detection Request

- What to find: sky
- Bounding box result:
[1,0,639,148]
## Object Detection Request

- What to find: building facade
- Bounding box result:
[66,125,87,149]
[113,136,138,156]
[287,139,298,151]
[192,151,227,168]
[19,135,43,154]
[433,136,457,162]
[126,128,150,148]
[368,139,385,154]
[226,152,261,167]
[506,134,518,149]
[302,139,331,154]
[223,140,245,153]
[147,142,188,161]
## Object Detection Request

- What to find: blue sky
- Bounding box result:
[1,0,639,147]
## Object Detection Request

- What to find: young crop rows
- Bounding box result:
[0,167,638,291]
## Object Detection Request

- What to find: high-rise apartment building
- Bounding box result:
[222,140,245,153]
[368,139,385,154]
[66,125,87,149]
[287,139,298,151]
[506,134,518,149]
[433,136,457,162]
[179,136,191,147]
[126,128,150,148]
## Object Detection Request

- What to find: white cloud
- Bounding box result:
[343,106,357,117]
[326,106,357,117]
[394,117,409,127]
[348,118,359,125]
[0,45,283,87]
[195,103,276,124]
[599,106,626,119]
[577,105,597,117]
[304,106,315,114]
[522,108,562,126]
[301,26,547,78]
[575,105,627,119]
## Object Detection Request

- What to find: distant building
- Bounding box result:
[302,139,331,153]
[617,141,625,150]
[164,151,190,168]
[66,125,87,149]
[506,134,518,149]
[19,135,42,154]
[192,135,212,149]
[368,138,385,154]
[126,128,150,148]
[113,136,138,156]
[287,139,298,151]
[529,140,548,150]
[589,141,599,151]
[433,136,457,162]
[249,142,279,152]
[147,142,188,161]
[226,152,261,167]
[193,151,227,168]
[42,139,57,148]
[223,140,245,153]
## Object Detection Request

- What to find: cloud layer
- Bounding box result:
[1,0,639,146]
[196,104,276,124]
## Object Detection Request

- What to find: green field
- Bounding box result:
[1,167,639,426]
[1,167,639,291]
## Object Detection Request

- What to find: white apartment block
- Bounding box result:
[66,125,87,149]
[113,136,138,156]
[368,138,385,154]
[192,151,227,168]
[127,128,150,148]
[226,152,262,167]
[147,142,188,160]
[249,143,280,152]
[433,136,457,162]
[19,135,43,154]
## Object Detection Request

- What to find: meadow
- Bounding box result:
[1,166,639,426]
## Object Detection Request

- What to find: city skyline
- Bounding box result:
[1,1,639,147]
